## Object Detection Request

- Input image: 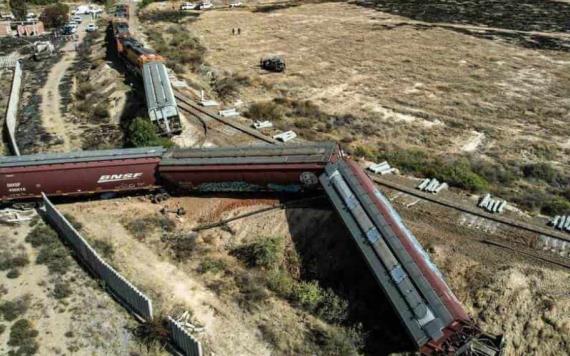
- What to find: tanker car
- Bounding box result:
[111,19,182,136]
[0,143,504,355]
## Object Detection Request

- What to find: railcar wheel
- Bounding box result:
[152,191,171,204]
[300,172,318,188]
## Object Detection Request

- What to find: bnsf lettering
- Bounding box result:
[97,173,143,183]
[7,182,21,188]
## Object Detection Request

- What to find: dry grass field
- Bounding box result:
[140,0,570,215]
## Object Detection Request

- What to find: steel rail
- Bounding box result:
[174,90,280,145]
[371,175,570,244]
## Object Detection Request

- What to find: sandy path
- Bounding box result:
[39,20,87,153]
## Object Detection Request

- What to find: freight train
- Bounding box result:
[111,15,182,136]
[0,143,504,355]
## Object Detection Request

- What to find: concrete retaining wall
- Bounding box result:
[5,60,21,156]
[41,193,153,321]
[167,316,203,356]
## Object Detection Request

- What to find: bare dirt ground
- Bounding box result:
[57,191,569,355]
[0,217,150,355]
[58,196,367,355]
[39,22,88,152]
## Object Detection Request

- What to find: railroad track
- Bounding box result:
[371,175,570,244]
[174,90,280,145]
[173,91,569,266]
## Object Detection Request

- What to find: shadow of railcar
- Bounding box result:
[285,205,417,355]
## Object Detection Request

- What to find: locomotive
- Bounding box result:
[111,16,182,136]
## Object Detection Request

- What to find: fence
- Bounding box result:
[0,56,17,69]
[167,317,203,356]
[5,60,21,155]
[41,193,153,321]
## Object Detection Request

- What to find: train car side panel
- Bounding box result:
[0,158,160,201]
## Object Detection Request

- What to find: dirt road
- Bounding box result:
[39,20,88,152]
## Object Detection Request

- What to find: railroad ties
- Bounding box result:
[173,90,280,145]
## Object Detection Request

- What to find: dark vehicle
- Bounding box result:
[0,148,164,201]
[260,56,286,72]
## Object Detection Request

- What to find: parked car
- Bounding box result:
[229,1,242,8]
[0,12,15,21]
[180,2,196,10]
[26,12,37,21]
[72,15,83,23]
[85,23,98,32]
[73,5,90,15]
[198,1,213,9]
[62,25,77,35]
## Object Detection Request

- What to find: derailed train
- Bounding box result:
[0,143,503,355]
[111,17,182,136]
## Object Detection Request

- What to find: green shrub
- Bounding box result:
[0,324,5,335]
[316,289,349,324]
[6,269,20,279]
[9,0,27,20]
[132,318,170,349]
[199,257,227,274]
[353,145,376,160]
[290,100,325,120]
[53,282,72,300]
[541,196,570,216]
[93,103,110,119]
[8,319,39,352]
[126,215,175,239]
[471,159,519,186]
[25,224,58,247]
[311,324,362,356]
[213,74,250,100]
[0,253,29,271]
[522,163,559,184]
[36,245,71,275]
[292,281,324,312]
[294,119,312,129]
[245,102,284,122]
[126,118,174,148]
[235,272,269,310]
[430,158,489,192]
[25,224,71,275]
[377,149,429,174]
[266,268,295,298]
[39,3,69,28]
[234,236,284,269]
[0,297,30,322]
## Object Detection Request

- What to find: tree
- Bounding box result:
[40,3,69,28]
[127,117,173,148]
[9,0,27,20]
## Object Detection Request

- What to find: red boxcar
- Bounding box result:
[159,143,341,191]
[0,147,165,202]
